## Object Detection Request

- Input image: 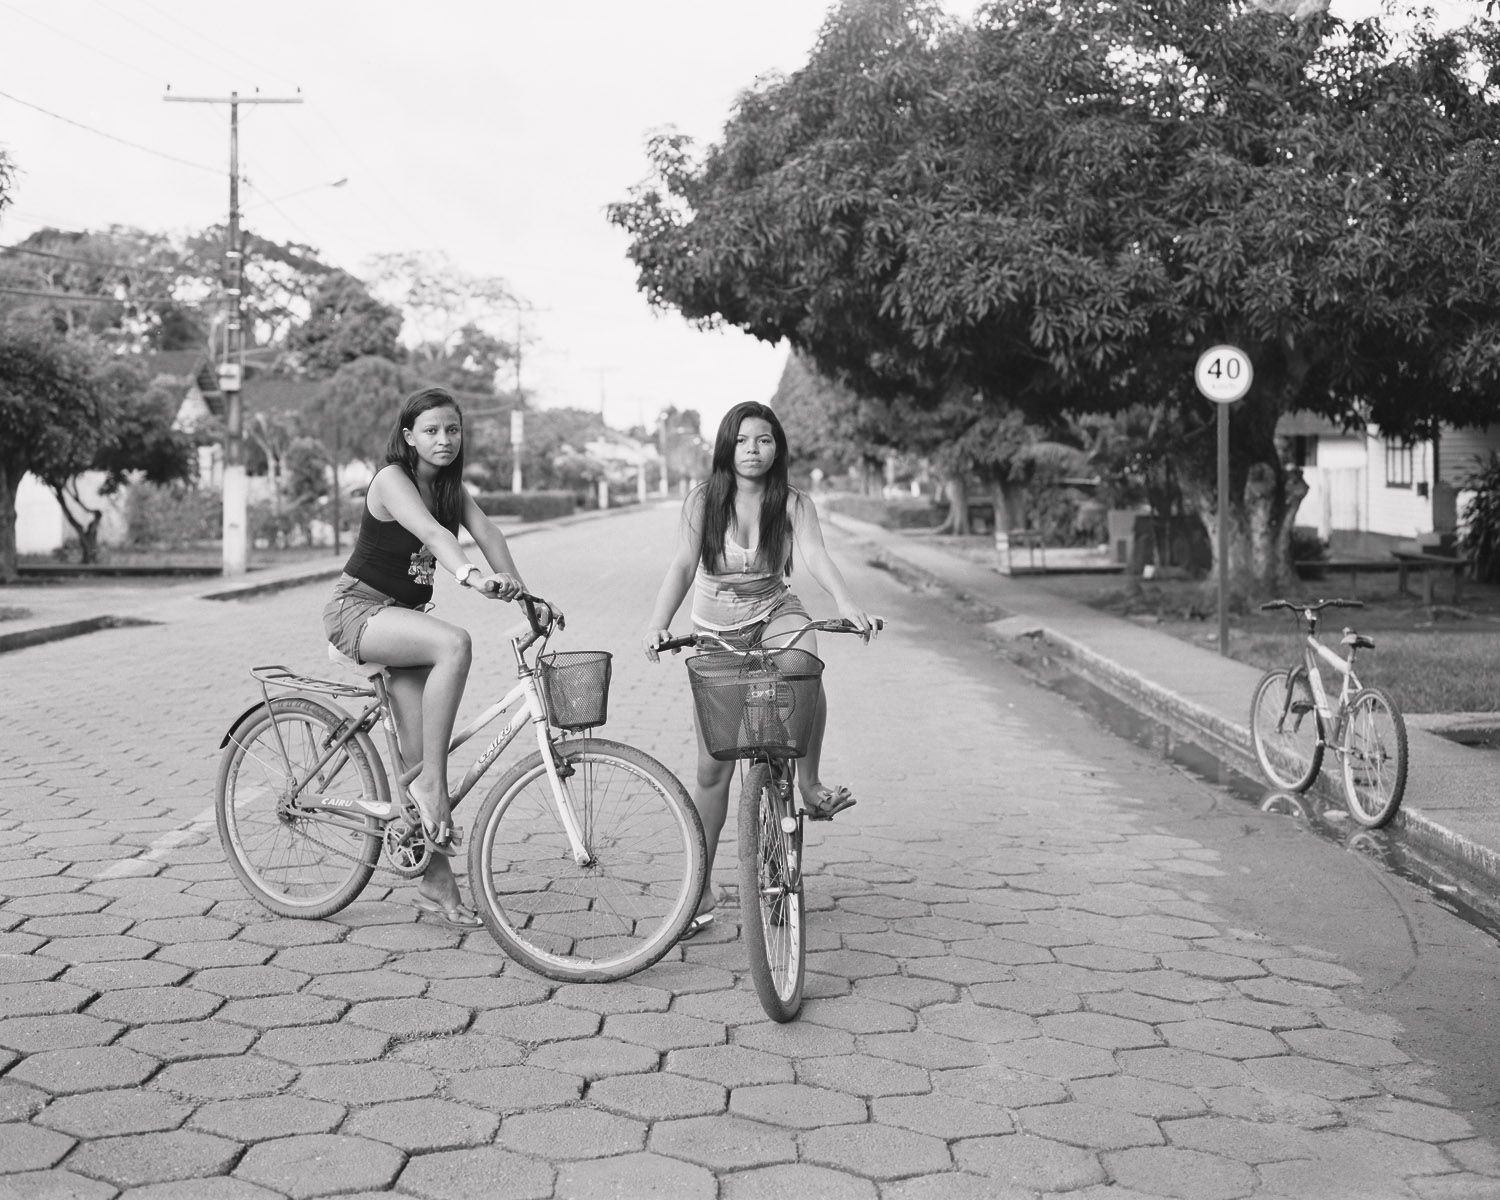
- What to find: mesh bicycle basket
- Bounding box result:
[539,650,612,730]
[685,647,824,761]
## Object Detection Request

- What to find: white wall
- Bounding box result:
[14,472,130,555]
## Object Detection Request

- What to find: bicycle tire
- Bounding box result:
[738,762,805,1022]
[466,738,705,982]
[215,695,381,919]
[1249,668,1324,792]
[1340,686,1409,828]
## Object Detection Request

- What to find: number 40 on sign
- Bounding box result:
[1194,345,1253,404]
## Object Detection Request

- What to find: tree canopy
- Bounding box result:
[610,0,1500,590]
[290,269,404,377]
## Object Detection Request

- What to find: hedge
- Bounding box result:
[473,491,578,521]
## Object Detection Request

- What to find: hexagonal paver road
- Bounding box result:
[2,507,1497,1197]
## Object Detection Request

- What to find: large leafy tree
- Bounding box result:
[0,325,105,579]
[612,0,1500,595]
[290,269,404,376]
[0,227,206,353]
[366,251,518,382]
[36,359,196,563]
[304,355,417,465]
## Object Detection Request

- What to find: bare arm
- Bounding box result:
[643,489,706,661]
[791,492,873,633]
[461,491,527,594]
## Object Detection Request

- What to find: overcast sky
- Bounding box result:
[0,0,1478,435]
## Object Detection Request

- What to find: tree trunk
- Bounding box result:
[0,461,19,583]
[992,479,1024,533]
[51,480,104,564]
[1186,457,1309,604]
[937,476,971,536]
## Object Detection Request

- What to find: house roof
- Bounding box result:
[242,375,323,415]
[144,351,223,419]
[1276,411,1354,438]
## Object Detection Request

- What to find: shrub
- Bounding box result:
[1461,453,1500,583]
[126,483,220,546]
[1291,527,1328,563]
[473,491,578,522]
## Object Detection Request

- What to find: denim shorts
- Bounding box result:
[695,591,808,651]
[323,573,419,663]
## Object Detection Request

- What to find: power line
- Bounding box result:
[0,243,185,274]
[0,285,207,305]
[0,88,222,176]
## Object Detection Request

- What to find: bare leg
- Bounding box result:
[693,728,735,918]
[385,665,467,906]
[358,607,472,838]
[385,666,427,774]
[761,619,840,809]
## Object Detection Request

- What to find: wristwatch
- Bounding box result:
[456,564,482,588]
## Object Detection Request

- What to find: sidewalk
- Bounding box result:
[824,512,1500,913]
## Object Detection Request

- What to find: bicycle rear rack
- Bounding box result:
[250,664,377,700]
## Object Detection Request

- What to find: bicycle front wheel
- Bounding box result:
[215,696,380,919]
[1250,668,1324,792]
[738,762,805,1022]
[467,738,704,982]
[1340,686,1409,828]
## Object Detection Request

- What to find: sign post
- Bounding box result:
[1194,345,1253,656]
[510,409,524,494]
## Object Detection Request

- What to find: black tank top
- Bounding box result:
[343,498,456,608]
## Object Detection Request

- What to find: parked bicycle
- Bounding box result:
[215,594,706,982]
[1249,598,1409,828]
[658,617,882,1022]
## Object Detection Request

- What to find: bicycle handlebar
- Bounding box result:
[656,616,884,656]
[515,592,565,637]
[1260,598,1364,613]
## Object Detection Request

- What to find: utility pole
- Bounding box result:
[165,89,303,576]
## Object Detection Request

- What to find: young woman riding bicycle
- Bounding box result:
[642,401,875,934]
[322,386,534,929]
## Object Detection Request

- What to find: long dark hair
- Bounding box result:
[385,386,465,530]
[698,401,795,577]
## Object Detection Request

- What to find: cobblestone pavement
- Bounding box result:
[2,505,1498,1199]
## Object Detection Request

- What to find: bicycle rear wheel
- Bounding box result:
[467,738,704,982]
[738,762,805,1022]
[1249,668,1323,792]
[215,696,380,919]
[1340,686,1409,828]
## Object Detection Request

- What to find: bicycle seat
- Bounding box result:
[328,643,387,677]
[1341,631,1376,650]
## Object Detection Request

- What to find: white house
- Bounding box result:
[1283,414,1500,552]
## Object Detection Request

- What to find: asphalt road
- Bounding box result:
[1,502,1497,1199]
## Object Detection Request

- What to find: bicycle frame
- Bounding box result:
[251,612,593,867]
[1298,632,1361,738]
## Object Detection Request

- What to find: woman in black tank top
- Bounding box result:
[322,387,532,928]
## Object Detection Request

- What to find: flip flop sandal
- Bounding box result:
[805,785,857,821]
[413,894,484,929]
[407,789,462,857]
[677,912,715,943]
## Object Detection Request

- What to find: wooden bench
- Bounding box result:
[1392,551,1472,605]
[995,529,1047,575]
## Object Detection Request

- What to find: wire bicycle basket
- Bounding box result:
[539,650,612,730]
[686,647,824,761]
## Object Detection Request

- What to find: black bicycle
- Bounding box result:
[659,617,881,1021]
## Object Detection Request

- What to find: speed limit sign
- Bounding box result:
[1195,345,1252,403]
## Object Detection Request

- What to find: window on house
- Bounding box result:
[1290,435,1318,467]
[1385,440,1414,488]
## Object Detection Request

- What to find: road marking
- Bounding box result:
[95,805,217,879]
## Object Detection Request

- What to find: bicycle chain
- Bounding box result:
[284,809,430,881]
